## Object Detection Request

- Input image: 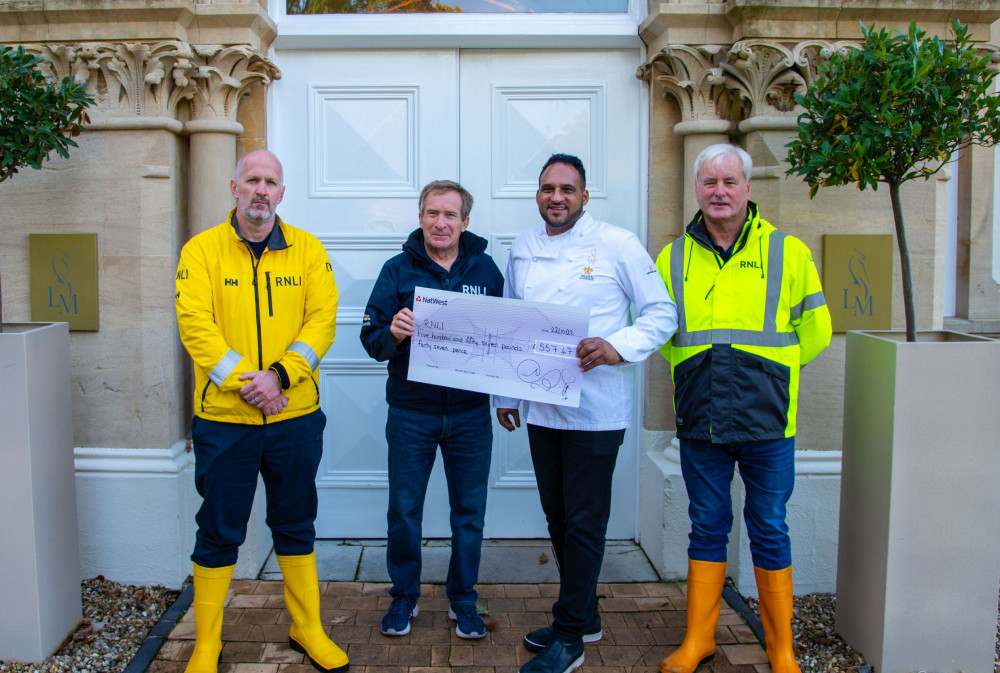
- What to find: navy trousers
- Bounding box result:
[191,409,326,568]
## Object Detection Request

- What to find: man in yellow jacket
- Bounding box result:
[175,150,346,673]
[655,144,831,673]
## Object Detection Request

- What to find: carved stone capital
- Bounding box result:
[26,41,280,133]
[639,38,859,128]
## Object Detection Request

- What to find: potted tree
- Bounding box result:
[0,45,93,663]
[785,21,1000,673]
[1,45,92,331]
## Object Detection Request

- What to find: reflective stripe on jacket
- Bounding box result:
[175,209,338,424]
[655,202,831,442]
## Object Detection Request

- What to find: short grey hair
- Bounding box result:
[694,144,752,182]
[419,180,474,220]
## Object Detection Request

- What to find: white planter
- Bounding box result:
[835,330,1000,673]
[0,322,82,663]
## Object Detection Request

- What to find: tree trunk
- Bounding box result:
[889,180,917,342]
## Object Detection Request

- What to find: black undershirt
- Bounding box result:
[245,231,271,258]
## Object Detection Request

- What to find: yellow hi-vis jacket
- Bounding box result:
[175,210,338,424]
[655,202,831,442]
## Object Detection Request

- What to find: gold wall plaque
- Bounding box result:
[822,234,893,333]
[30,233,99,331]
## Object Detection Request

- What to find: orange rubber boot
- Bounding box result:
[659,559,727,673]
[754,566,802,673]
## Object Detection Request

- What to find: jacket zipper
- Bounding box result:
[246,243,267,424]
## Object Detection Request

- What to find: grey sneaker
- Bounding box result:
[523,613,602,652]
[380,596,418,636]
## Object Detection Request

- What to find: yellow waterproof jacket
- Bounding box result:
[655,202,831,441]
[176,210,338,424]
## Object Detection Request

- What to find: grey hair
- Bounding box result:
[419,180,474,220]
[694,144,752,182]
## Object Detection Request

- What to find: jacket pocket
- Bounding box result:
[729,348,790,438]
[672,349,711,437]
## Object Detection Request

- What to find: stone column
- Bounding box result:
[182,45,281,235]
[189,125,244,234]
[638,44,744,214]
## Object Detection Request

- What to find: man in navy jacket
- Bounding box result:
[361,180,504,640]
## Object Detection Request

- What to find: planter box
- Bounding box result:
[0,323,82,663]
[835,330,1000,673]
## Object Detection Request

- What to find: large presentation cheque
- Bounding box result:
[408,287,590,407]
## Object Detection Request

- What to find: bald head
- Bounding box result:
[235,150,284,187]
[230,150,286,240]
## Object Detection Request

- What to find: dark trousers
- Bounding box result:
[191,409,326,568]
[527,424,625,642]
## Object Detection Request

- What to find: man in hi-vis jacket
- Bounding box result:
[655,143,831,673]
[175,150,346,673]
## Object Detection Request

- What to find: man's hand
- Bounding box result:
[239,369,283,408]
[262,395,289,416]
[577,337,623,372]
[496,407,521,432]
[390,307,415,345]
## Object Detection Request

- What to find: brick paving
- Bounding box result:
[150,580,770,673]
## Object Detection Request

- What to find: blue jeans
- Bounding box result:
[191,409,326,568]
[679,436,795,571]
[385,404,492,605]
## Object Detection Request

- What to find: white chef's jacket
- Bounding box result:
[494,212,678,430]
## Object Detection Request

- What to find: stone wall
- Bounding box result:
[0,0,279,585]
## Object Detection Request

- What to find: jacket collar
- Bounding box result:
[686,201,760,256]
[404,228,488,270]
[228,208,290,251]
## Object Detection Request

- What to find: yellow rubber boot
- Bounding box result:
[278,551,350,672]
[754,566,802,673]
[184,563,235,673]
[659,559,727,673]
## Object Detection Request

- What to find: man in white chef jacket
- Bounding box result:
[495,154,678,673]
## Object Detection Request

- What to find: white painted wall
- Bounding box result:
[74,443,271,589]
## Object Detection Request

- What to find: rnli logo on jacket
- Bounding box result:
[462,285,488,295]
[362,313,372,326]
[646,264,657,275]
[740,261,762,270]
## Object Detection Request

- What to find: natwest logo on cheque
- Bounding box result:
[415,295,448,306]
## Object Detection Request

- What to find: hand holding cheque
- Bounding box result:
[407,287,601,408]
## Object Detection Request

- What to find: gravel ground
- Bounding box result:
[746,590,1000,673]
[0,577,178,673]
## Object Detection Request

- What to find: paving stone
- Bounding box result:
[503,583,542,598]
[230,594,271,608]
[260,642,303,664]
[157,543,766,673]
[472,645,518,666]
[387,644,433,666]
[220,642,266,663]
[720,643,769,665]
[232,665,280,673]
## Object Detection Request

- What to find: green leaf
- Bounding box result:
[0,46,94,182]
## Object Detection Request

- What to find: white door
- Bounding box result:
[271,47,645,539]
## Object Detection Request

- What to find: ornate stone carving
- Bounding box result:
[639,38,860,124]
[26,42,280,130]
[637,44,745,124]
